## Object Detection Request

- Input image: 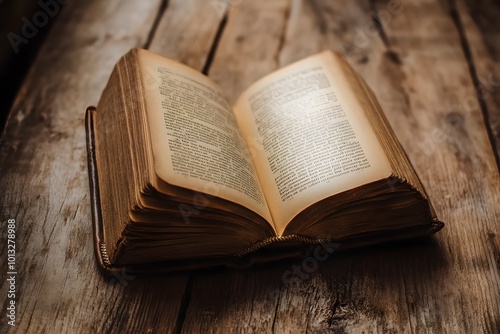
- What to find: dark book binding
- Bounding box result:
[85,106,444,275]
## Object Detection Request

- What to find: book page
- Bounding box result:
[137,49,273,224]
[233,51,392,235]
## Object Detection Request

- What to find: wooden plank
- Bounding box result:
[179,2,292,332]
[454,0,500,167]
[285,0,500,330]
[0,1,195,333]
[2,0,499,332]
[276,0,500,330]
[0,0,234,332]
[180,0,500,332]
[149,0,225,71]
[208,0,291,102]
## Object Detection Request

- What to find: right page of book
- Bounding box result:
[233,51,393,235]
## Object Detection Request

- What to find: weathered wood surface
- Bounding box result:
[1,0,500,333]
[0,1,191,333]
[455,0,500,166]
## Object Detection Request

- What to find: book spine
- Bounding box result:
[236,235,327,257]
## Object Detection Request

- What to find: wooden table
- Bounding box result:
[1,0,499,332]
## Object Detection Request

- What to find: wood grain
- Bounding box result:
[454,0,500,166]
[148,0,225,71]
[179,0,500,332]
[208,0,290,102]
[1,0,500,333]
[0,1,191,333]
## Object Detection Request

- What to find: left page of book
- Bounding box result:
[137,49,274,225]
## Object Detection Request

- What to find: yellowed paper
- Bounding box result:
[234,51,392,234]
[138,49,273,223]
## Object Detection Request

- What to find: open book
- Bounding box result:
[86,49,443,274]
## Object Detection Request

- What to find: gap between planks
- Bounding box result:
[447,0,500,174]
